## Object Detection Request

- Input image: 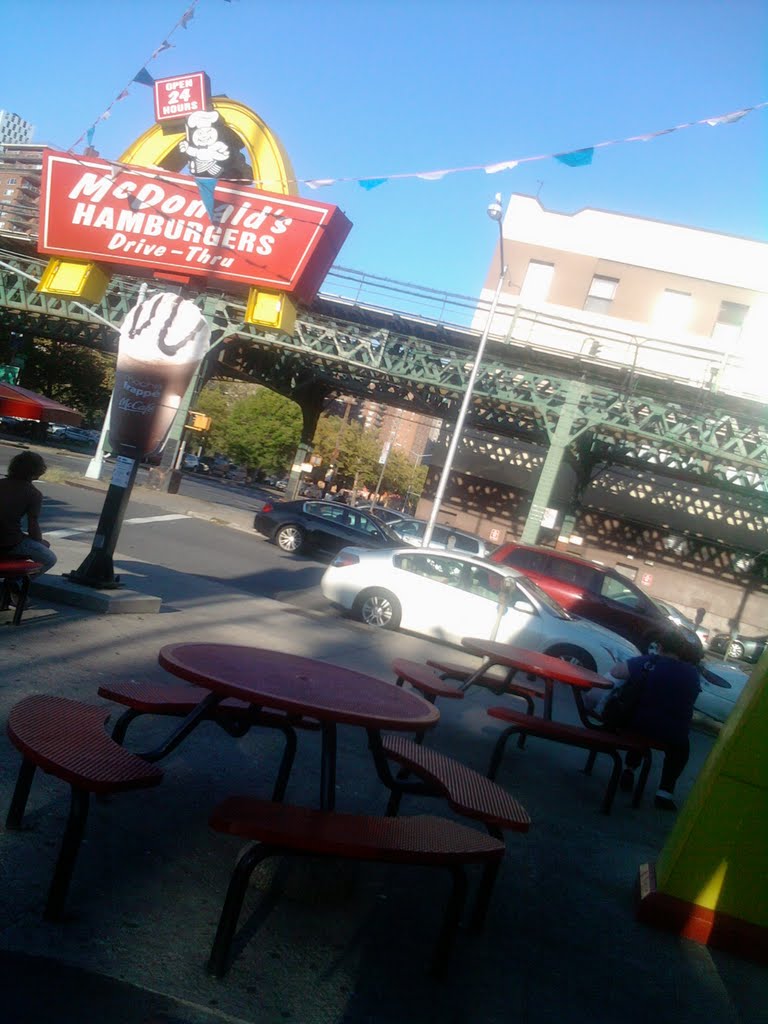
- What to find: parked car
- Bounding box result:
[694,660,751,723]
[708,631,767,664]
[386,517,491,559]
[182,453,209,473]
[321,547,639,674]
[651,597,709,648]
[254,499,402,556]
[489,542,703,656]
[62,426,96,445]
[358,504,410,525]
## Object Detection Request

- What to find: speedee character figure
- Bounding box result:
[179,111,230,177]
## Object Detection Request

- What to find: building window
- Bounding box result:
[711,300,749,345]
[7,178,16,184]
[584,275,619,314]
[653,289,692,331]
[519,260,554,303]
[4,188,14,196]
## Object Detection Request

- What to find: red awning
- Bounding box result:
[0,383,83,426]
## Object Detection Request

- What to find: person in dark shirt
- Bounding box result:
[609,625,701,810]
[0,451,58,586]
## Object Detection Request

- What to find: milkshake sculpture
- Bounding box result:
[109,292,211,456]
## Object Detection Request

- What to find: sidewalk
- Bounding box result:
[1,484,766,1023]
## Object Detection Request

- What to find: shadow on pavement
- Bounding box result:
[1,950,240,1024]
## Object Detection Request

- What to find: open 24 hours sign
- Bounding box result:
[38,150,352,303]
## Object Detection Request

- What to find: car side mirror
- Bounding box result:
[511,599,535,614]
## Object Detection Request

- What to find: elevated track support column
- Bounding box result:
[520,380,590,546]
[285,386,328,501]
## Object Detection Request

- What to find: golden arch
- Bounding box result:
[38,97,298,317]
[119,98,297,195]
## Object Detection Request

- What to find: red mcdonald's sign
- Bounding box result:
[38,150,352,303]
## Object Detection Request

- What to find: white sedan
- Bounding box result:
[695,660,751,724]
[321,547,639,675]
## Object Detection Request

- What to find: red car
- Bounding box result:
[489,542,702,655]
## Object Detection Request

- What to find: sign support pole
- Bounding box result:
[65,455,141,588]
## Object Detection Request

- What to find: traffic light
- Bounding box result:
[186,411,211,432]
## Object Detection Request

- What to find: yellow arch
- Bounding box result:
[39,98,298,301]
[118,98,297,195]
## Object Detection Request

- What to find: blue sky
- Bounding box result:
[2,0,766,301]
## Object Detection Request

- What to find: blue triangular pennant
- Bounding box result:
[359,178,388,191]
[554,147,594,168]
[133,67,155,87]
[195,177,217,221]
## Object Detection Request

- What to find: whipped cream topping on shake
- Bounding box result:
[109,292,211,457]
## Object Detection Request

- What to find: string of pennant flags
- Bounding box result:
[303,101,767,191]
[63,0,766,203]
[71,0,210,153]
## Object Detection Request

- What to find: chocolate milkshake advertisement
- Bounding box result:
[109,291,211,456]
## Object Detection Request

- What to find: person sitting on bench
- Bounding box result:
[603,625,701,811]
[0,451,58,600]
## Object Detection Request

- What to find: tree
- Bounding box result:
[223,389,301,474]
[195,381,233,455]
[312,414,382,489]
[20,338,114,425]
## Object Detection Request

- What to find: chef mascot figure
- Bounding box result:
[179,110,231,177]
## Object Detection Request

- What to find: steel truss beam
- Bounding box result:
[1,248,766,502]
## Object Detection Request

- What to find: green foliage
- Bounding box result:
[195,381,232,454]
[19,338,114,425]
[380,448,417,495]
[311,412,430,497]
[223,388,302,473]
[312,413,383,487]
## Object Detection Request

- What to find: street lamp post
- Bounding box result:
[423,194,507,547]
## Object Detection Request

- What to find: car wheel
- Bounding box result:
[354,589,402,630]
[275,524,304,554]
[727,640,745,661]
[544,644,597,673]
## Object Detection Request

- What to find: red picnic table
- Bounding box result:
[459,638,613,721]
[156,643,440,809]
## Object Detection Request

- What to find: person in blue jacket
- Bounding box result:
[609,625,701,810]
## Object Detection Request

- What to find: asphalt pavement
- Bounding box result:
[1,470,766,1024]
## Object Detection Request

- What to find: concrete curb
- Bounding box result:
[31,574,162,614]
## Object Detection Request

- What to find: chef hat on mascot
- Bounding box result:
[187,110,220,131]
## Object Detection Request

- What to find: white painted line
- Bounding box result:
[47,514,190,539]
[46,527,92,538]
[123,514,190,526]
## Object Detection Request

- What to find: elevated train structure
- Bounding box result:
[1,237,766,631]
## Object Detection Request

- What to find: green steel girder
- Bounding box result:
[1,247,767,500]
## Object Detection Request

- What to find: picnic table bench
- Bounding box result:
[5,694,163,919]
[0,558,42,626]
[484,706,668,814]
[380,734,531,840]
[425,656,544,714]
[207,797,505,977]
[97,680,320,800]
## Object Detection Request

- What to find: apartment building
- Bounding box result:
[0,143,43,238]
[475,194,768,403]
[418,196,768,630]
[0,110,34,145]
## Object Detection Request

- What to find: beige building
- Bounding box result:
[476,195,768,404]
[420,196,768,634]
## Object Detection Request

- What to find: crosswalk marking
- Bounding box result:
[122,514,190,526]
[47,513,190,539]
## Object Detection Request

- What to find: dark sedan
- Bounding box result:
[254,499,401,556]
[708,631,767,664]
